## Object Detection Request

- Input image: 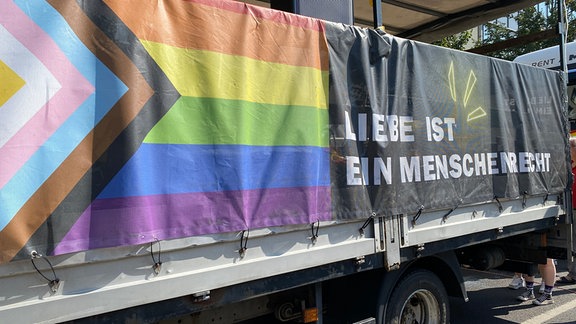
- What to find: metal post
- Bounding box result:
[373,0,382,29]
[558,0,568,77]
[558,1,574,273]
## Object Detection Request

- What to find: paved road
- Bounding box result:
[451,265,576,324]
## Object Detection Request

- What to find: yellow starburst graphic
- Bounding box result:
[449,61,486,122]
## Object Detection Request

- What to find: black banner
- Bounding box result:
[326,24,570,218]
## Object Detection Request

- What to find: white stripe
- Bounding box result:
[0,24,61,148]
[521,296,576,324]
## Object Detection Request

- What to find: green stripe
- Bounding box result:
[144,96,329,147]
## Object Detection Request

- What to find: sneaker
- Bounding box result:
[508,275,525,290]
[517,288,535,301]
[532,293,554,306]
[539,282,545,294]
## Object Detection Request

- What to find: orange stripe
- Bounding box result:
[104,0,329,71]
[0,0,154,264]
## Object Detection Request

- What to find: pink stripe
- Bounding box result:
[0,2,94,188]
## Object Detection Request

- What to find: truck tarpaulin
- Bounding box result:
[327,24,569,218]
[0,0,569,263]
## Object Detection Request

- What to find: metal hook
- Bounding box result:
[493,196,503,213]
[359,212,376,235]
[442,199,462,224]
[238,230,249,258]
[309,220,320,244]
[150,238,162,275]
[411,205,425,226]
[30,251,60,293]
[522,191,528,209]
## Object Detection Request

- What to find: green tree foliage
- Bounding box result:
[432,30,472,50]
[480,0,576,60]
[435,0,576,60]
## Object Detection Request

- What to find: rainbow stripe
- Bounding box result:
[53,0,332,254]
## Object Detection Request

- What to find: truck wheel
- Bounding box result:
[384,269,449,324]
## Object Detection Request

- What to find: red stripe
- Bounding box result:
[186,0,325,31]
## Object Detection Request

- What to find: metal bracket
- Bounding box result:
[415,244,425,258]
[192,290,211,302]
[355,255,366,269]
[383,215,402,270]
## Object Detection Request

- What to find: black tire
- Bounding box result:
[384,269,449,324]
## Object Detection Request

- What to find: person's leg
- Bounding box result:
[540,258,556,286]
[517,274,536,301]
[533,258,555,306]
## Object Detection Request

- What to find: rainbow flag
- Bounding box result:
[0,0,331,262]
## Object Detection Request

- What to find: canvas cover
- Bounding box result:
[0,0,569,263]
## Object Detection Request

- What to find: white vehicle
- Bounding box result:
[514,41,576,70]
[514,41,576,119]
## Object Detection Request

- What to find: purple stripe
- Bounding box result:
[54,186,332,254]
